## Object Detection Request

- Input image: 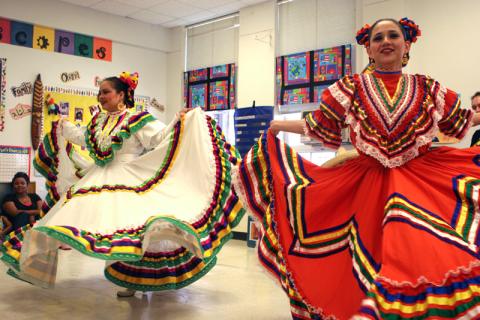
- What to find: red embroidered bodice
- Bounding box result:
[305,71,473,167]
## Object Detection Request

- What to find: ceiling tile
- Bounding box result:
[91,0,141,16]
[240,0,266,5]
[150,1,204,18]
[209,1,242,14]
[59,0,104,7]
[182,10,219,24]
[128,10,173,24]
[178,0,236,10]
[115,0,169,9]
[161,18,188,28]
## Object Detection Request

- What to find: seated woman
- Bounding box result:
[1,172,42,230]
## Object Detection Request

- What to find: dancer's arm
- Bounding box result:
[269,120,306,136]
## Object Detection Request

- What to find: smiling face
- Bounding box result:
[98,80,125,113]
[472,96,480,113]
[366,20,411,71]
[13,177,28,195]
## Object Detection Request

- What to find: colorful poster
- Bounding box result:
[284,88,310,104]
[211,65,228,78]
[284,52,310,85]
[10,21,33,47]
[0,18,11,44]
[210,80,229,110]
[32,25,55,51]
[276,44,353,106]
[55,30,75,55]
[189,84,207,109]
[184,63,236,110]
[189,68,208,82]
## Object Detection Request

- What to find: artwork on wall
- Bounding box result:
[184,63,236,111]
[11,82,33,97]
[9,103,31,120]
[0,17,112,61]
[276,44,352,107]
[0,58,5,131]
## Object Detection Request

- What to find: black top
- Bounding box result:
[471,129,480,147]
[2,193,42,216]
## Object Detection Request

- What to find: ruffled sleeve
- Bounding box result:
[427,77,473,139]
[304,75,355,149]
[61,120,87,147]
[135,113,181,150]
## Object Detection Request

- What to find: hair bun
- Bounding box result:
[356,24,371,46]
[399,17,421,43]
[119,72,139,91]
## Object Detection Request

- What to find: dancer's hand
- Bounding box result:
[179,108,193,117]
[269,120,282,136]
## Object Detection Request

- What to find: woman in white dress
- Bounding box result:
[1,72,245,297]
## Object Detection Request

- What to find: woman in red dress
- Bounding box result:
[236,18,480,319]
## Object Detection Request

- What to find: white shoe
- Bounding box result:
[116,289,136,297]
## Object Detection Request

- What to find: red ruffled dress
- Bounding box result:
[236,70,480,319]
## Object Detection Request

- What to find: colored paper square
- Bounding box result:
[33,25,55,51]
[284,53,310,85]
[209,80,229,110]
[55,30,75,55]
[10,21,33,47]
[74,34,93,58]
[283,87,310,105]
[210,64,228,78]
[93,38,112,61]
[189,68,208,82]
[189,84,207,109]
[0,18,11,44]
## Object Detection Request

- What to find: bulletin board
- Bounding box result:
[0,145,31,182]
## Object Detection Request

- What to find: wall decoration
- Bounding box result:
[60,71,80,82]
[9,104,31,120]
[94,76,101,87]
[0,16,112,61]
[0,145,31,182]
[31,74,43,150]
[276,44,352,106]
[149,98,165,112]
[33,25,54,51]
[184,63,236,111]
[11,82,33,97]
[0,58,5,131]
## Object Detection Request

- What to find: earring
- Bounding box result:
[117,102,126,110]
[369,57,376,69]
[402,53,409,67]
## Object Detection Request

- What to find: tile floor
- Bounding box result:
[0,240,292,320]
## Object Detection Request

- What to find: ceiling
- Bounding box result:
[57,0,267,28]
